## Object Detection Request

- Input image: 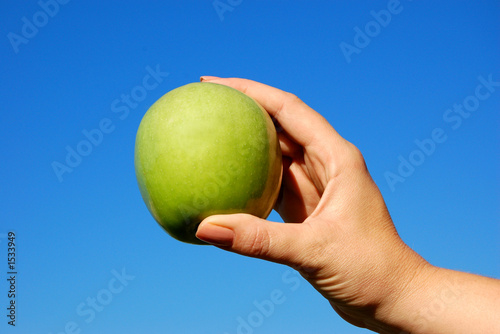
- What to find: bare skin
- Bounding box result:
[196,77,500,334]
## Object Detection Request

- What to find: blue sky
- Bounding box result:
[1,1,498,333]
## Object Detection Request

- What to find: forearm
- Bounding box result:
[376,258,500,333]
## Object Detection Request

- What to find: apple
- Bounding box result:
[134,82,282,244]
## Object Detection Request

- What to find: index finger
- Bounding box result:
[200,76,343,149]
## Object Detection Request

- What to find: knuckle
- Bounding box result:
[343,142,368,172]
[283,92,303,108]
[277,92,303,116]
[243,224,272,258]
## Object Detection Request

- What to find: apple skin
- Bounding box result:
[134,82,282,244]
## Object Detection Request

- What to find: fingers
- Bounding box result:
[278,132,302,159]
[200,76,344,150]
[196,213,312,266]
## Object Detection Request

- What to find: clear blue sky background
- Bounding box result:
[1,1,498,333]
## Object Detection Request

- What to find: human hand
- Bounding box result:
[195,77,500,333]
[194,76,423,331]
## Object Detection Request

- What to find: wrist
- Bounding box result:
[313,236,432,333]
[372,244,437,333]
[377,261,500,334]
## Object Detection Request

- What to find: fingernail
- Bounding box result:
[196,223,234,246]
[200,76,219,82]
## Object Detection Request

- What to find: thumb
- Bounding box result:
[196,213,310,266]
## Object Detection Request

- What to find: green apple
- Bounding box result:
[134,82,282,244]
